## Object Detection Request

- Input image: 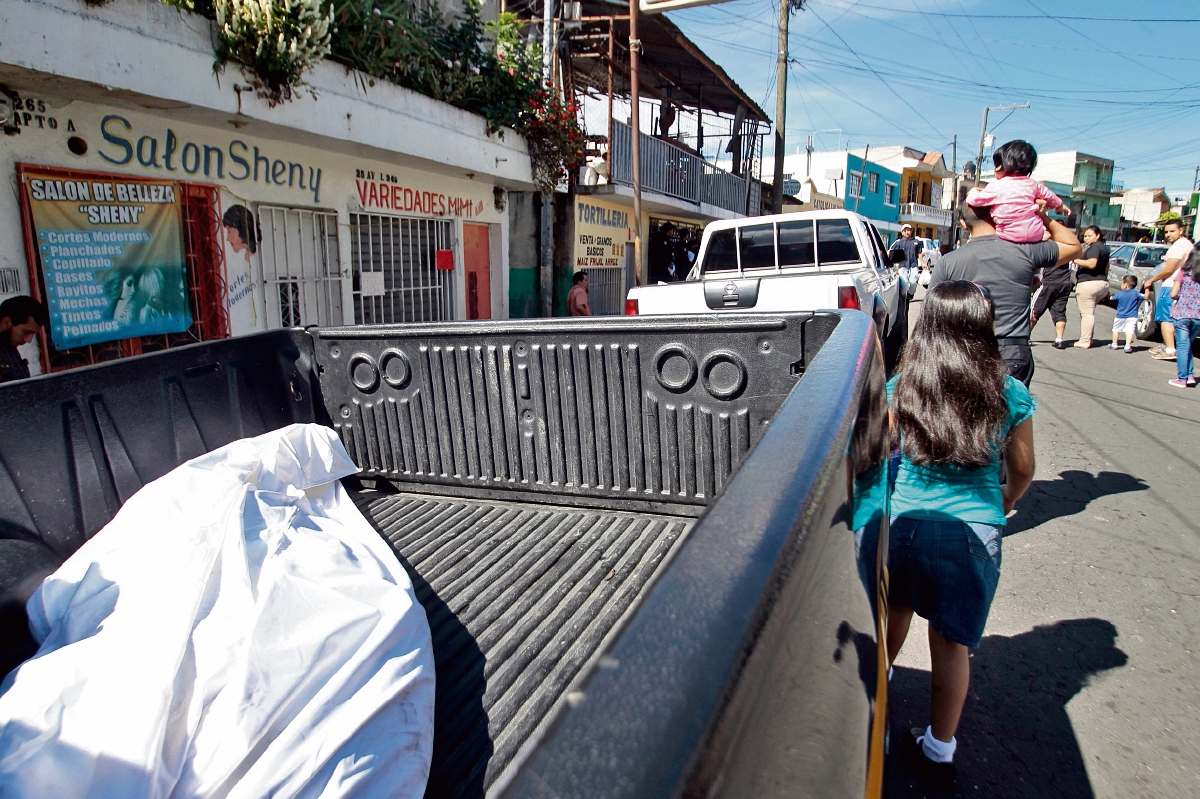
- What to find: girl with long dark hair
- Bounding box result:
[886,281,1037,787]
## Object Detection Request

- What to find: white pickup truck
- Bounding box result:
[626,210,910,370]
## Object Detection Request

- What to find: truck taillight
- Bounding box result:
[838,286,860,310]
[624,298,639,315]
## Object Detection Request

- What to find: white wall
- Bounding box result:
[1032,151,1078,187]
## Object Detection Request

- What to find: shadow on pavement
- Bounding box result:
[884,618,1127,799]
[1006,470,1149,536]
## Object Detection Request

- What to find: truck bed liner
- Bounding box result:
[351,490,694,799]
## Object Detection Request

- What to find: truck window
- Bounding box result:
[739,223,776,270]
[777,220,816,267]
[817,219,859,265]
[704,228,739,273]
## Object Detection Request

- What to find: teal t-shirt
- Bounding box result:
[887,374,1035,526]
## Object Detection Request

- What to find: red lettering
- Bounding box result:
[392,185,402,210]
[367,181,378,207]
[355,179,369,206]
[438,194,446,216]
[404,188,413,211]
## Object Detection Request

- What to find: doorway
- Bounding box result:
[463,223,491,320]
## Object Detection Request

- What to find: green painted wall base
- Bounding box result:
[554,264,573,316]
[509,268,539,318]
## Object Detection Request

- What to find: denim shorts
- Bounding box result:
[888,516,1002,648]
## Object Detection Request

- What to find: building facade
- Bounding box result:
[760,150,901,242]
[1032,151,1123,238]
[866,147,954,245]
[1,0,534,374]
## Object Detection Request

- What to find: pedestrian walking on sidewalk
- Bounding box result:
[1110,275,1142,353]
[886,281,1037,790]
[1072,226,1111,348]
[1167,252,1200,388]
[1143,219,1193,360]
[567,271,591,316]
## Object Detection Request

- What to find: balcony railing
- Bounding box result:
[610,120,752,216]
[1074,179,1121,195]
[898,203,952,227]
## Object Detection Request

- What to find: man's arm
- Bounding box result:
[1040,210,1082,266]
[1143,258,1182,290]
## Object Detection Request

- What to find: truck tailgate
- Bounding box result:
[351,491,692,798]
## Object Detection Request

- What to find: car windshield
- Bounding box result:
[1109,245,1133,265]
[1133,247,1166,269]
[700,217,862,274]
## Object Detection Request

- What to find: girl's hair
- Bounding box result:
[1084,225,1104,241]
[893,281,1010,469]
[1183,249,1200,280]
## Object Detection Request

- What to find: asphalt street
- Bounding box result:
[884,289,1200,799]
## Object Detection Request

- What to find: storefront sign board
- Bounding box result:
[23,171,191,348]
[573,197,630,271]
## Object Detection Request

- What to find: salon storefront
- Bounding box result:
[1,94,521,374]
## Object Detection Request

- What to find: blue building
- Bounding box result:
[765,150,902,243]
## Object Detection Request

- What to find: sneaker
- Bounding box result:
[1072,340,1092,349]
[1150,344,1165,354]
[1168,378,1189,389]
[1053,340,1068,349]
[1125,346,1134,353]
[1109,343,1120,350]
[1152,349,1178,360]
[1189,377,1197,387]
[906,727,957,790]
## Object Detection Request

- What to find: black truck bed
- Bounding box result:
[0,311,891,799]
[353,491,692,798]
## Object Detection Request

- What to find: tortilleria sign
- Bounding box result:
[573,197,630,271]
[23,170,192,349]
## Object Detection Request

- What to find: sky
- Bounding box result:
[662,0,1200,194]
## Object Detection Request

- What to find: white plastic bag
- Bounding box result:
[0,424,434,799]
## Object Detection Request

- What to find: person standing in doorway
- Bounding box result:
[1071,226,1111,348]
[1141,219,1194,360]
[567,270,591,316]
[0,296,48,383]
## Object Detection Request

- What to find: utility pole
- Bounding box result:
[853,144,869,213]
[950,134,959,248]
[975,103,1029,187]
[539,0,556,317]
[630,0,643,284]
[770,0,789,214]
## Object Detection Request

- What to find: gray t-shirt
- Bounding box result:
[931,236,1060,339]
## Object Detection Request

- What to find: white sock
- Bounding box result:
[1055,338,1063,343]
[920,725,956,763]
[1166,348,1177,353]
[888,666,894,682]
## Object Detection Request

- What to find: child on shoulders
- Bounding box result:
[966,140,1066,245]
[1110,275,1141,353]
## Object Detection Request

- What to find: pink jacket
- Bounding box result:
[966,176,1063,244]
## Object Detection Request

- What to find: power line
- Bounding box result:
[821,1,1200,22]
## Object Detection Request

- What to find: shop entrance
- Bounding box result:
[349,213,455,324]
[256,205,345,329]
[463,223,491,320]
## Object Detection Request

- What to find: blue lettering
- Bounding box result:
[228,140,250,180]
[164,129,179,171]
[99,115,133,165]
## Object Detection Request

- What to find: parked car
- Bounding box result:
[625,210,909,372]
[0,312,891,799]
[1107,243,1169,340]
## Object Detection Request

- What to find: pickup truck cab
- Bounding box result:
[626,210,909,370]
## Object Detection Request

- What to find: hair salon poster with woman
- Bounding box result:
[23,170,191,348]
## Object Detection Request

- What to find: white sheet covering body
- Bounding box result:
[0,424,435,799]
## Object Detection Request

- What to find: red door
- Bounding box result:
[463,224,491,320]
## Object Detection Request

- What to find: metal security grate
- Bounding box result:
[350,213,455,324]
[585,266,624,315]
[257,206,344,329]
[0,268,22,294]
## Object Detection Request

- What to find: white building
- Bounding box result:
[0,0,535,373]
